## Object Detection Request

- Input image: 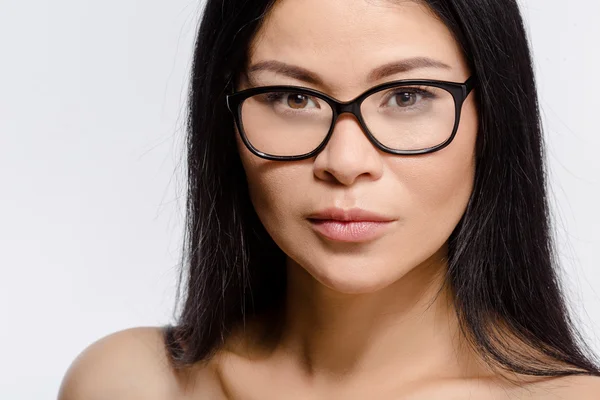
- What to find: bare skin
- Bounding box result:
[58,0,600,398]
[58,327,600,399]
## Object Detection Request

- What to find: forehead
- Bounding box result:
[247,0,469,93]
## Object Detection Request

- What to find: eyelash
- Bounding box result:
[262,86,437,109]
[380,87,437,106]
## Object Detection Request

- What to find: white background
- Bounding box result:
[1,0,599,398]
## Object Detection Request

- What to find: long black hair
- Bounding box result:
[163,0,600,379]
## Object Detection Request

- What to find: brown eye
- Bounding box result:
[287,94,309,109]
[394,92,417,107]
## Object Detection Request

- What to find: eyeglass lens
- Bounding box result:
[239,84,456,157]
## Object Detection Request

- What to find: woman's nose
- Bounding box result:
[312,114,384,186]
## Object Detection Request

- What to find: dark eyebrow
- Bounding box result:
[246,57,452,85]
[367,57,452,81]
[247,60,324,85]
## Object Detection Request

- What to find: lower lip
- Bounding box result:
[309,219,393,242]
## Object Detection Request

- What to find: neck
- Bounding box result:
[275,253,487,385]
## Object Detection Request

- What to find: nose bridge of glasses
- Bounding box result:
[339,99,358,111]
[331,100,364,124]
[325,100,376,151]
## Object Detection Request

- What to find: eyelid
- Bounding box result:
[245,80,442,104]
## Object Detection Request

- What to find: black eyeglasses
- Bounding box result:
[226,76,477,161]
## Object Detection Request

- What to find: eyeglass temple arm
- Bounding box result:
[464,75,477,96]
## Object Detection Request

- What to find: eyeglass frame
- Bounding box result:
[225,76,477,161]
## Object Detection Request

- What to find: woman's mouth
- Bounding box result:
[307,207,396,242]
[308,219,394,242]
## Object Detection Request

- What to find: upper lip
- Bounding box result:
[307,207,396,222]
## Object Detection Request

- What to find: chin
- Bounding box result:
[318,277,395,295]
[294,255,409,295]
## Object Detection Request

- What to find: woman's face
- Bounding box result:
[236,0,478,294]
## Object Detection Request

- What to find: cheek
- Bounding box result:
[244,167,312,262]
[408,148,474,211]
[406,155,474,228]
[398,101,478,233]
[237,136,304,234]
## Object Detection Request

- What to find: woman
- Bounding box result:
[59,0,600,398]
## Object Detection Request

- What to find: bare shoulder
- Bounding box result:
[57,326,223,400]
[57,327,178,400]
[529,374,600,399]
[439,373,600,399]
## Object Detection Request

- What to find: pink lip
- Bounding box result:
[307,208,396,242]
